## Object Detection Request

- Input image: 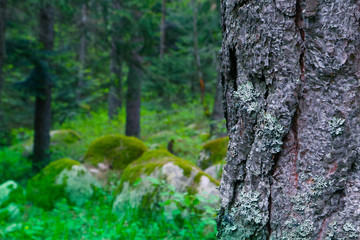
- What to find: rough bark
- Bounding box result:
[125,53,142,138]
[217,1,360,239]
[33,3,54,173]
[0,0,6,103]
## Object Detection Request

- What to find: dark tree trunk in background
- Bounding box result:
[33,3,54,173]
[0,0,6,103]
[108,38,123,119]
[210,56,225,138]
[191,0,206,109]
[125,53,142,138]
[108,1,123,119]
[217,1,360,239]
[159,0,166,59]
[76,4,87,103]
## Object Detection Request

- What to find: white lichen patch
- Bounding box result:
[328,117,345,136]
[233,81,260,114]
[56,165,100,206]
[258,113,285,154]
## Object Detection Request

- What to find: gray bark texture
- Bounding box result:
[217,0,360,239]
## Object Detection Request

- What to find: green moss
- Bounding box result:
[84,134,147,170]
[50,129,81,144]
[198,137,229,169]
[194,172,219,186]
[26,158,81,210]
[117,150,197,192]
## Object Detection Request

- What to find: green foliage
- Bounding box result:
[84,134,147,170]
[1,186,217,240]
[0,181,25,209]
[0,149,31,185]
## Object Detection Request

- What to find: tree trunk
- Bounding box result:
[159,0,166,59]
[210,55,225,138]
[191,0,206,108]
[0,0,6,103]
[108,37,123,119]
[125,53,142,138]
[33,3,54,173]
[76,4,87,103]
[217,1,360,240]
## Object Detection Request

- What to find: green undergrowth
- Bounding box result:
[1,188,217,239]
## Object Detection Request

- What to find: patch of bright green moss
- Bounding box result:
[50,129,81,144]
[26,158,81,210]
[194,172,219,186]
[117,150,198,193]
[198,136,229,169]
[84,134,147,170]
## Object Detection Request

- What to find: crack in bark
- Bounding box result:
[266,1,306,238]
[229,46,238,91]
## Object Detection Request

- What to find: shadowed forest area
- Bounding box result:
[0,0,227,239]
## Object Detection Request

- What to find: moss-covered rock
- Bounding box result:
[197,136,229,170]
[50,129,81,145]
[112,150,219,215]
[0,181,25,222]
[83,134,147,171]
[204,162,225,180]
[26,158,100,209]
[22,130,81,156]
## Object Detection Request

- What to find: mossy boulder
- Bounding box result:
[197,136,229,170]
[83,134,147,171]
[0,180,25,222]
[22,130,81,156]
[27,158,100,210]
[50,129,81,145]
[204,162,224,180]
[112,150,219,215]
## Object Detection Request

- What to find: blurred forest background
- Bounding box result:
[0,0,227,239]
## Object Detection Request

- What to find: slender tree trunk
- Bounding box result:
[0,0,6,103]
[108,37,123,119]
[159,0,166,59]
[33,3,54,173]
[217,1,360,239]
[191,0,206,112]
[125,53,142,138]
[76,4,87,103]
[210,56,225,138]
